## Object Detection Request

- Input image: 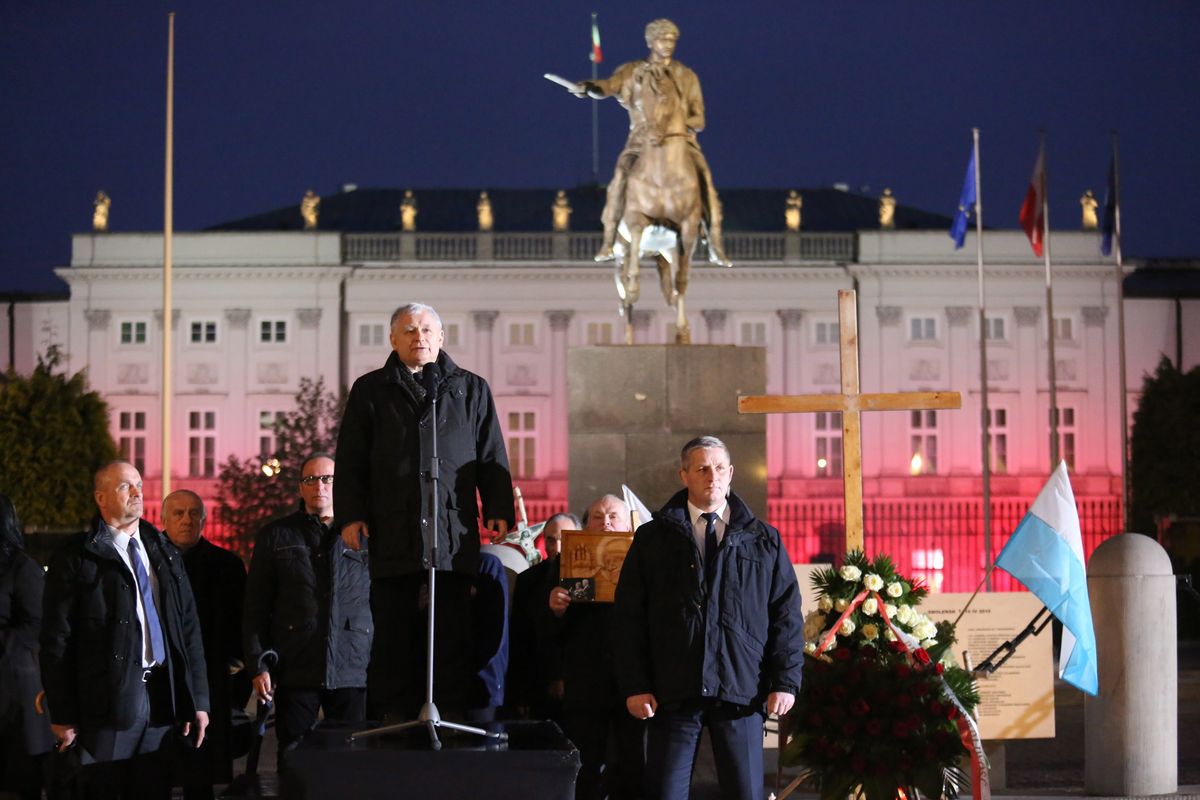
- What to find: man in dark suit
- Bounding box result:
[162,490,248,800]
[614,437,804,800]
[41,461,210,798]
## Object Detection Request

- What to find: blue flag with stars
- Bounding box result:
[950,148,976,249]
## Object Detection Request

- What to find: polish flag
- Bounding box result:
[591,20,603,63]
[1019,142,1046,257]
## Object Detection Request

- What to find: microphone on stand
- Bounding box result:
[420,362,442,403]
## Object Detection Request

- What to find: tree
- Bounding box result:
[1129,356,1200,535]
[0,346,118,529]
[216,376,345,558]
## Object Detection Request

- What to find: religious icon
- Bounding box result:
[559,529,635,603]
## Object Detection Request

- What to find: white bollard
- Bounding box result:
[1084,533,1177,796]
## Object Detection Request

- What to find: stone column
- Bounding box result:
[297,308,323,389]
[701,309,728,345]
[875,306,903,474]
[1081,306,1109,474]
[945,306,973,474]
[1085,534,1177,795]
[777,309,804,477]
[1014,306,1042,473]
[224,308,251,451]
[473,310,499,383]
[545,310,573,481]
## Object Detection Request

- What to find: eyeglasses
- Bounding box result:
[300,475,334,486]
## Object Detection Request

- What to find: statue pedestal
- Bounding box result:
[567,345,766,518]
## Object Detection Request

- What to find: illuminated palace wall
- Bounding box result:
[13,222,1196,589]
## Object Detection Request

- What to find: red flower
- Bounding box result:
[842,720,859,737]
[913,648,931,665]
[888,640,907,654]
[866,719,884,736]
[895,694,912,709]
[928,700,944,717]
[850,754,867,774]
[935,663,945,675]
[893,663,912,679]
[831,685,849,701]
[892,721,910,738]
[833,648,852,662]
[849,699,870,717]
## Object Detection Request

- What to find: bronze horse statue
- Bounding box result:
[613,66,705,344]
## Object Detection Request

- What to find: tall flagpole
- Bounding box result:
[972,128,992,590]
[1041,130,1060,470]
[1111,130,1129,529]
[590,12,600,184]
[161,12,175,496]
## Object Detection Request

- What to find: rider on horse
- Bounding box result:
[576,18,731,267]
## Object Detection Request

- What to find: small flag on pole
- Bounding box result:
[1019,141,1046,257]
[950,147,977,249]
[1101,151,1117,256]
[995,461,1099,694]
[591,18,603,63]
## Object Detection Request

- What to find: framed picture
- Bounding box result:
[559,529,635,603]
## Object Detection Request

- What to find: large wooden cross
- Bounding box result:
[738,290,962,552]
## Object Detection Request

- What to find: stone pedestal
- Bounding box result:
[1084,533,1177,796]
[567,345,766,519]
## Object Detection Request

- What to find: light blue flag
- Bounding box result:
[950,147,977,249]
[996,461,1099,694]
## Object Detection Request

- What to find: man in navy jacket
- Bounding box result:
[613,436,804,800]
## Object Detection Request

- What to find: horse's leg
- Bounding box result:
[623,221,644,305]
[674,215,700,344]
[656,254,675,307]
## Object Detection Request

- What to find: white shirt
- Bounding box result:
[106,524,164,668]
[687,500,729,562]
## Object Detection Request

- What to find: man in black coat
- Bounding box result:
[41,461,210,798]
[335,302,514,719]
[243,453,371,765]
[613,437,805,800]
[162,490,248,800]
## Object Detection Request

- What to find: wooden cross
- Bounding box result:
[738,290,962,553]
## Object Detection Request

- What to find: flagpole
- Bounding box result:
[161,12,175,497]
[972,128,992,590]
[1041,130,1060,470]
[1111,130,1129,530]
[590,11,599,184]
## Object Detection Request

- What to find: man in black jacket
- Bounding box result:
[614,437,804,800]
[336,302,514,718]
[41,461,210,798]
[162,489,248,799]
[243,453,371,764]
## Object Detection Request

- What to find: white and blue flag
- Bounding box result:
[996,461,1099,695]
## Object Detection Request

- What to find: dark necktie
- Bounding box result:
[702,512,719,588]
[128,537,166,665]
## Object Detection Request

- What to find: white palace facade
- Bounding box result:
[6,187,1197,590]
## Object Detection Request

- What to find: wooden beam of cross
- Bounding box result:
[738,290,962,553]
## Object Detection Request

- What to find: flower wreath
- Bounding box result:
[781,551,986,800]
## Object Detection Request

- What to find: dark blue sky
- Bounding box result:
[3,1,1198,293]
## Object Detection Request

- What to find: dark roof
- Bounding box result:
[206,186,954,233]
[1124,260,1200,299]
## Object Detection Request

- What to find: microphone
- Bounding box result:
[419,363,442,400]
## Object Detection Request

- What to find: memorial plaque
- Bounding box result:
[922,591,1055,740]
[559,529,635,603]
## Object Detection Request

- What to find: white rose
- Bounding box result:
[863,573,884,592]
[884,628,898,641]
[804,641,818,654]
[886,582,904,598]
[896,605,915,625]
[861,623,880,641]
[884,603,898,619]
[818,595,834,613]
[913,619,938,640]
[861,597,879,616]
[803,611,827,641]
[838,618,856,637]
[835,598,849,612]
[840,565,862,582]
[921,638,938,650]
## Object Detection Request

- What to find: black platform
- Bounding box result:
[282,719,580,799]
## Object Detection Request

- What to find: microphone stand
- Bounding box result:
[350,365,507,749]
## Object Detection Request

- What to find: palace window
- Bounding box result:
[911,548,945,593]
[814,320,838,346]
[814,411,842,477]
[189,320,218,344]
[909,317,937,342]
[118,411,146,474]
[909,410,938,474]
[444,322,461,348]
[258,410,285,459]
[985,316,1006,342]
[1053,406,1076,470]
[358,323,385,347]
[508,322,535,348]
[260,319,288,344]
[120,320,147,345]
[1053,317,1074,343]
[587,322,614,345]
[506,411,537,479]
[188,410,217,478]
[740,321,766,347]
[987,407,1008,474]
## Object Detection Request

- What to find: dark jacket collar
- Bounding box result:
[83,515,168,561]
[657,488,756,533]
[381,349,462,386]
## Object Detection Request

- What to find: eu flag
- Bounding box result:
[1101,152,1117,256]
[950,148,977,249]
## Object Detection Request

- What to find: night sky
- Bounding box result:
[3,1,1198,294]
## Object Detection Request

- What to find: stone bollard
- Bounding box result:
[1084,533,1177,796]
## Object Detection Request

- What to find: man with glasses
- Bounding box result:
[243,453,372,766]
